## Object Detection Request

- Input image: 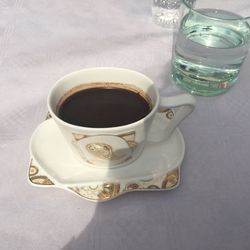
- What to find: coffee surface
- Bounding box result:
[58,87,151,128]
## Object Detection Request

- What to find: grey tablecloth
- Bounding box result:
[1,1,250,249]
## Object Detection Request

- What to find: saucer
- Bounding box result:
[29,116,185,202]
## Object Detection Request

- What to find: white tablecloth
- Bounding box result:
[1,1,250,249]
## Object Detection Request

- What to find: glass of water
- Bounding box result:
[172,0,250,96]
[152,0,182,28]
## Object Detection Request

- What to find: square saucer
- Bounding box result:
[29,115,185,202]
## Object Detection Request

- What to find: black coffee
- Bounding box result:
[58,85,151,128]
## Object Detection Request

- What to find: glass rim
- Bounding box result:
[182,0,250,21]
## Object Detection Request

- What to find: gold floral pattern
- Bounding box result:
[147,185,160,189]
[162,168,179,188]
[124,168,179,192]
[165,109,174,120]
[29,165,39,176]
[119,131,137,149]
[29,158,179,201]
[86,143,113,159]
[126,183,139,190]
[68,183,120,201]
[30,176,54,185]
[159,108,174,120]
[45,112,52,120]
[29,161,54,186]
[73,131,137,149]
[72,133,87,141]
[72,131,137,164]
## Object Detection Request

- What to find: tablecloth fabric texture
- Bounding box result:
[1,1,250,249]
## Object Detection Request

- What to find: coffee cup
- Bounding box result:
[48,67,195,168]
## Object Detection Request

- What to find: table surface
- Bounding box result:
[1,1,250,250]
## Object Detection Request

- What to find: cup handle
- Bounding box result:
[148,94,196,142]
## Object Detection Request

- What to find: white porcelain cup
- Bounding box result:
[48,67,195,168]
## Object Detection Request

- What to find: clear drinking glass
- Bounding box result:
[172,0,250,96]
[152,0,182,28]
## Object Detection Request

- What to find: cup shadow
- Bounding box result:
[61,190,178,250]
